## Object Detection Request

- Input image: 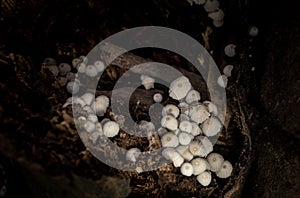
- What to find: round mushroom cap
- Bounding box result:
[81,92,94,106]
[161,132,179,148]
[72,58,81,68]
[126,148,141,162]
[77,63,86,73]
[178,132,193,145]
[213,19,224,28]
[162,104,180,118]
[203,101,218,116]
[191,122,202,136]
[179,121,193,133]
[66,72,76,81]
[207,152,225,172]
[189,141,202,156]
[223,65,234,77]
[59,63,71,76]
[94,60,105,72]
[139,120,155,132]
[201,116,222,136]
[185,90,201,104]
[224,44,236,57]
[103,121,119,137]
[66,80,80,94]
[178,102,189,115]
[180,162,194,177]
[217,75,228,88]
[93,95,110,116]
[208,9,224,21]
[169,76,192,100]
[153,93,163,103]
[46,65,59,76]
[195,136,213,157]
[57,76,67,87]
[85,65,98,77]
[189,104,210,124]
[191,158,208,175]
[83,120,96,133]
[216,160,233,178]
[161,115,178,131]
[203,0,220,12]
[196,171,212,186]
[249,26,259,37]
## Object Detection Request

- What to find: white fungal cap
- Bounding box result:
[94,60,105,72]
[59,63,71,76]
[191,122,202,136]
[140,75,155,90]
[185,90,201,104]
[87,114,98,123]
[101,118,110,126]
[189,140,202,156]
[203,0,220,12]
[179,121,193,133]
[103,121,119,137]
[180,162,194,176]
[201,116,222,136]
[224,44,236,57]
[178,132,193,145]
[196,171,212,186]
[176,145,194,161]
[207,152,224,172]
[169,76,192,100]
[213,20,224,28]
[223,65,234,77]
[57,76,67,87]
[153,93,163,103]
[73,97,86,107]
[126,148,141,162]
[46,65,59,76]
[178,102,189,115]
[195,136,213,157]
[203,101,218,116]
[93,95,110,116]
[161,115,178,131]
[179,114,190,122]
[249,26,259,37]
[191,158,208,175]
[72,58,81,68]
[162,104,180,118]
[77,63,86,73]
[66,80,80,94]
[162,148,184,167]
[83,120,96,133]
[81,92,94,106]
[139,120,155,132]
[189,104,210,124]
[208,9,224,21]
[85,65,98,77]
[161,132,179,148]
[217,75,228,88]
[65,72,75,81]
[216,160,233,178]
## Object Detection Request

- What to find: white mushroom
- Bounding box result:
[194,136,213,157]
[176,145,194,161]
[249,26,259,37]
[82,105,94,114]
[179,114,190,122]
[93,95,110,116]
[169,76,192,100]
[178,102,189,115]
[201,116,222,136]
[208,9,224,21]
[189,104,210,124]
[77,63,86,73]
[216,160,233,178]
[66,80,80,94]
[87,114,98,123]
[189,140,202,156]
[203,101,218,116]
[81,92,94,106]
[191,122,202,136]
[185,90,201,104]
[178,132,193,145]
[162,104,180,118]
[203,0,220,12]
[196,171,212,186]
[72,58,81,68]
[191,158,208,175]
[79,55,88,64]
[179,120,193,133]
[139,120,155,132]
[223,65,234,77]
[94,60,105,72]
[180,162,194,176]
[162,148,184,167]
[213,20,224,28]
[153,93,163,103]
[207,152,224,172]
[161,115,178,131]
[141,75,155,90]
[224,44,236,57]
[58,63,71,76]
[217,75,228,88]
[161,132,179,148]
[85,65,98,77]
[103,121,119,137]
[66,72,76,81]
[157,127,168,137]
[83,120,96,133]
[126,148,141,162]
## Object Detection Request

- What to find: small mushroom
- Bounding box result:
[66,80,80,94]
[203,101,218,116]
[161,132,179,148]
[81,92,94,106]
[217,75,228,88]
[224,44,236,57]
[180,162,194,176]
[189,140,202,156]
[162,148,184,167]
[179,120,193,133]
[93,95,110,116]
[59,63,71,76]
[94,60,105,72]
[189,104,210,124]
[203,0,220,12]
[46,65,59,76]
[191,122,202,136]
[72,58,81,68]
[194,136,213,157]
[207,152,224,172]
[179,114,190,122]
[196,171,212,186]
[178,132,193,145]
[126,148,141,162]
[176,145,194,161]
[201,116,222,136]
[85,65,98,77]
[178,102,189,115]
[162,104,180,118]
[191,158,208,175]
[223,65,234,77]
[208,9,224,21]
[185,90,201,104]
[213,20,224,28]
[216,160,233,178]
[83,120,96,133]
[157,127,168,137]
[139,120,155,132]
[103,121,119,137]
[66,72,76,81]
[87,114,98,123]
[57,76,67,87]
[77,63,86,73]
[153,93,163,103]
[161,115,178,131]
[141,75,155,90]
[169,76,192,100]
[249,26,259,37]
